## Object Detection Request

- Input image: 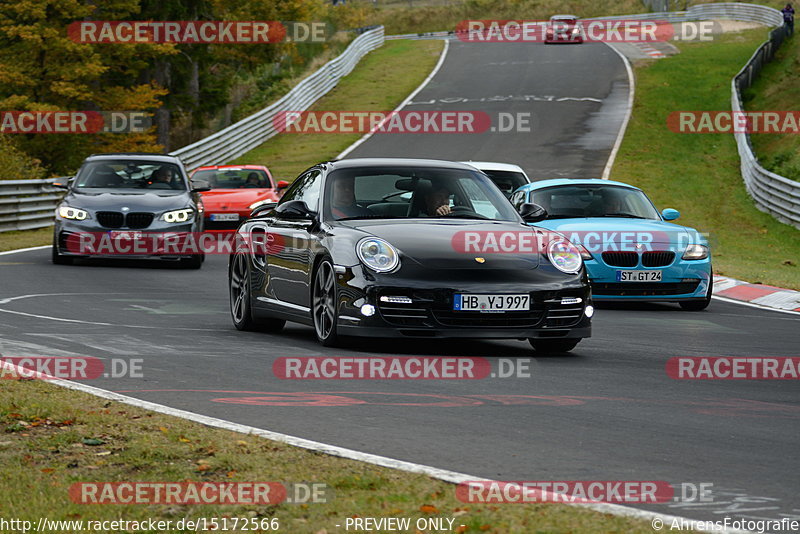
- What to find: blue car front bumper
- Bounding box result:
[585,256,711,301]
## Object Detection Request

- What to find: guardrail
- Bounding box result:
[0,26,385,233]
[169,26,385,171]
[387,4,783,38]
[731,25,800,229]
[0,178,65,232]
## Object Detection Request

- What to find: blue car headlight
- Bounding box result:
[682,244,709,260]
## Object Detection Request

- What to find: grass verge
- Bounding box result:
[0,226,52,253]
[230,39,444,180]
[746,31,800,182]
[610,28,800,289]
[1,379,666,533]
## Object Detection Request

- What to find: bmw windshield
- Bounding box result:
[74,160,187,191]
[531,184,661,220]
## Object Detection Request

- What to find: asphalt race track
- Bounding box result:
[347,41,631,179]
[2,40,799,526]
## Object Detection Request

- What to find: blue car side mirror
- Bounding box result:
[662,208,680,221]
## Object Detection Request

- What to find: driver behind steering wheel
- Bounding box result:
[424,183,452,216]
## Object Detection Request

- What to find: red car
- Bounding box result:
[189,165,288,229]
[545,15,583,44]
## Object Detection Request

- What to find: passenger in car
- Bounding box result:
[330,176,371,219]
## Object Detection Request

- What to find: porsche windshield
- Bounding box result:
[325,167,520,222]
[74,161,186,191]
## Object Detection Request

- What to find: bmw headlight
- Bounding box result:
[357,237,400,273]
[58,206,89,220]
[547,239,583,274]
[682,244,709,260]
[160,208,194,223]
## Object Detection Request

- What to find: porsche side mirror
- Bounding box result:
[275,200,315,220]
[519,203,547,223]
[251,202,278,218]
[276,180,289,190]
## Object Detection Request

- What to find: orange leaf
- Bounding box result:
[455,527,468,534]
[41,468,54,473]
[159,426,168,433]
[419,504,439,514]
[479,525,491,531]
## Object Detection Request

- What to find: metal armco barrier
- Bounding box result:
[169,26,385,171]
[0,178,65,232]
[731,24,800,229]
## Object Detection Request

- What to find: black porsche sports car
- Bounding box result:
[228,158,593,353]
[52,153,207,268]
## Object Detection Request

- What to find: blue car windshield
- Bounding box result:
[531,185,661,220]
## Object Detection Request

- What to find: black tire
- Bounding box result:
[680,282,712,311]
[529,339,580,354]
[51,242,73,265]
[312,259,339,347]
[181,254,204,269]
[680,269,713,311]
[229,252,285,332]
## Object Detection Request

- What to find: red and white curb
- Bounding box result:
[634,42,666,58]
[713,275,800,313]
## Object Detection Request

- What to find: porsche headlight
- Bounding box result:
[547,239,583,274]
[58,206,89,220]
[682,244,709,260]
[161,208,194,223]
[357,237,400,273]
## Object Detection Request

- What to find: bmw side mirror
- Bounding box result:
[519,203,547,223]
[52,177,72,189]
[662,208,680,221]
[191,179,211,193]
[275,200,315,220]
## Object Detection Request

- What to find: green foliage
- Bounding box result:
[0,135,45,180]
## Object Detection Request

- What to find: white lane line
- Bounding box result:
[33,373,749,534]
[336,39,450,159]
[0,245,49,256]
[0,293,230,330]
[711,295,800,316]
[600,42,635,180]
